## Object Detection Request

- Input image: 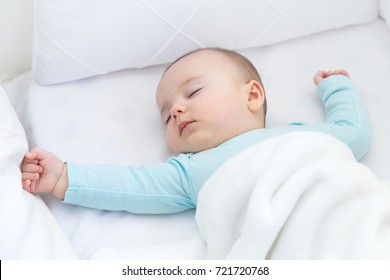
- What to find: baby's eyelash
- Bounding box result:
[165,116,171,124]
[189,88,202,97]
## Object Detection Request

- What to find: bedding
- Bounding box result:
[33,0,378,84]
[381,0,390,27]
[196,132,390,259]
[92,132,390,260]
[2,6,390,260]
[0,86,76,259]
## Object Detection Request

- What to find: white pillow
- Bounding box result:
[380,0,390,28]
[33,0,379,85]
[0,86,76,259]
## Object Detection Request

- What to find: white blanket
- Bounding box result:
[0,86,77,259]
[196,132,390,259]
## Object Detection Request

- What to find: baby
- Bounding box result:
[21,47,371,214]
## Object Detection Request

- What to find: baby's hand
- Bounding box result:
[21,148,65,194]
[313,69,350,86]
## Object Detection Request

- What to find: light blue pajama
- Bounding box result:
[64,75,371,214]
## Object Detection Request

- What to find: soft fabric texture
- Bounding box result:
[196,132,390,259]
[32,0,379,84]
[381,0,390,28]
[91,132,390,259]
[3,18,390,259]
[0,86,76,259]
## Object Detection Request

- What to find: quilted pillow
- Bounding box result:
[33,0,379,85]
[381,0,390,28]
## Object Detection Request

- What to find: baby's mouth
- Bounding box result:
[179,121,195,135]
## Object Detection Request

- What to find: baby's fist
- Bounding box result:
[313,69,350,86]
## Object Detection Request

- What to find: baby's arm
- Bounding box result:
[313,69,350,85]
[21,148,68,199]
[310,69,371,160]
[21,149,195,213]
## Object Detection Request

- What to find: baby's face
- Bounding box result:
[156,50,258,154]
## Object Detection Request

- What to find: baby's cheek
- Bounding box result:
[166,130,180,154]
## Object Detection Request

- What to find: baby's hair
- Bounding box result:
[164,47,267,118]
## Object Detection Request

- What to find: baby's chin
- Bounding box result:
[168,133,232,154]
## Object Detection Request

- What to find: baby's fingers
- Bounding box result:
[21,162,43,173]
[336,69,350,78]
[22,171,40,182]
[327,69,350,78]
[22,171,40,193]
[315,70,326,78]
[22,178,39,193]
[23,156,39,165]
[23,148,46,163]
[313,70,326,85]
[22,179,31,189]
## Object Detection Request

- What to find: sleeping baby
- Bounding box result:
[20,47,371,214]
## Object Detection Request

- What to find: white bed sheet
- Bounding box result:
[3,19,390,259]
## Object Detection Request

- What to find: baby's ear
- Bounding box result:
[246,80,265,113]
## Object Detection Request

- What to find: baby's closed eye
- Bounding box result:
[188,88,203,98]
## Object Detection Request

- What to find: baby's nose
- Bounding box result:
[170,104,186,119]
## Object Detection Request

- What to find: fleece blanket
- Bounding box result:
[196,132,390,259]
[0,86,77,259]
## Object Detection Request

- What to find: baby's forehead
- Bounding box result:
[168,50,239,78]
[181,49,232,64]
[179,49,233,66]
[157,50,242,93]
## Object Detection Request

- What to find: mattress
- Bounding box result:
[3,19,390,259]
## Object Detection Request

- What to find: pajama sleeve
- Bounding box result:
[63,155,196,214]
[295,75,371,160]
